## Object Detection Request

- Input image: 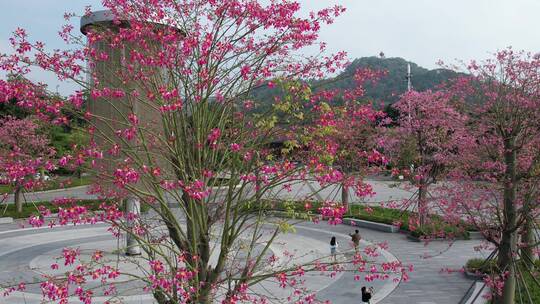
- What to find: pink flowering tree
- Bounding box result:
[385,90,468,231]
[229,69,391,224]
[440,49,540,304]
[272,68,388,211]
[330,102,387,210]
[0,1,409,303]
[317,68,388,210]
[0,116,55,213]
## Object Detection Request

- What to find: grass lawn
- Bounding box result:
[253,199,472,238]
[0,176,94,195]
[347,204,411,229]
[0,184,11,194]
[519,269,540,303]
[466,258,540,303]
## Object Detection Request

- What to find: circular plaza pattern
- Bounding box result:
[0,216,483,304]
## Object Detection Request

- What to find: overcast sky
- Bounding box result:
[1,0,539,94]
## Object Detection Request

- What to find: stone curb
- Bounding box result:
[22,185,89,196]
[468,231,484,240]
[463,269,485,281]
[342,218,400,233]
[460,281,489,304]
[0,217,13,224]
[406,231,482,242]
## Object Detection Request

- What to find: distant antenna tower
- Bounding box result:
[406,63,413,120]
[406,63,413,91]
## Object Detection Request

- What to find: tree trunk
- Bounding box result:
[341,182,349,211]
[196,288,213,304]
[418,184,427,228]
[153,290,171,304]
[495,229,517,304]
[182,192,214,304]
[154,296,212,304]
[521,213,536,268]
[125,196,141,256]
[494,139,517,304]
[14,186,23,213]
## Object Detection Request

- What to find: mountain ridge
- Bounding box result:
[249,56,463,112]
[328,56,462,104]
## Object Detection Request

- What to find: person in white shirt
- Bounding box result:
[330,236,338,262]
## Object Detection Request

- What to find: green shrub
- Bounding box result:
[465,258,498,274]
[468,259,540,303]
[346,205,411,229]
[409,223,470,239]
[519,266,540,303]
[245,200,470,238]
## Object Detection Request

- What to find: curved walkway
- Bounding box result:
[0,178,413,204]
[0,179,484,303]
[1,185,96,204]
[0,218,483,304]
[310,222,484,304]
[0,222,398,303]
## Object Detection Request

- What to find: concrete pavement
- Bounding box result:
[0,218,483,303]
[268,179,413,204]
[0,178,414,204]
[0,179,485,303]
[1,185,97,204]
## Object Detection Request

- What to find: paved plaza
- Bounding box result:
[2,178,413,204]
[0,180,486,303]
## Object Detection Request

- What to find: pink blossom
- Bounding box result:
[62,248,80,266]
[207,128,221,149]
[230,143,241,152]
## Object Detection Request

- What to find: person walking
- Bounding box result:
[349,229,361,253]
[361,286,373,303]
[330,236,338,262]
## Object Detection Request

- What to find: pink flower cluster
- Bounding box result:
[113,167,140,187]
[207,128,221,149]
[182,180,211,201]
[144,260,197,301]
[318,201,347,225]
[315,168,344,186]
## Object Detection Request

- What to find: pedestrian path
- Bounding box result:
[0,217,483,303]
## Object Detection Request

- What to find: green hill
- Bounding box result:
[249,56,462,112]
[323,56,462,104]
